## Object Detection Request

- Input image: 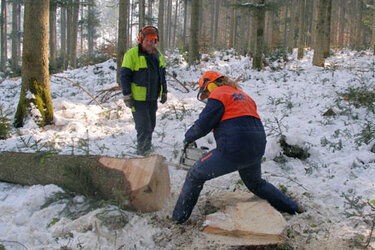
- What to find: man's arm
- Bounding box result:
[185,99,224,143]
[120,51,134,96]
[120,67,133,96]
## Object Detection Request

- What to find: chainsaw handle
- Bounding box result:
[183,141,197,152]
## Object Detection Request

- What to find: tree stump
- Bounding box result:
[0,152,170,212]
[203,191,288,246]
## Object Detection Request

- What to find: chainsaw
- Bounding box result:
[123,142,209,171]
[178,142,209,170]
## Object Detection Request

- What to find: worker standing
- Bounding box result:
[120,25,167,156]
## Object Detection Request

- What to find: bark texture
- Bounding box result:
[14,0,53,128]
[0,152,170,212]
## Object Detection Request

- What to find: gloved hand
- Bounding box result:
[160,93,167,104]
[123,94,133,108]
[183,139,190,151]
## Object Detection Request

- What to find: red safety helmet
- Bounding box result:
[138,25,159,44]
[197,71,224,101]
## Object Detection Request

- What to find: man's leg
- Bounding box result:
[172,149,237,224]
[132,101,153,155]
[238,162,298,214]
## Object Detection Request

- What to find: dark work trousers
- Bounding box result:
[132,100,158,155]
[172,145,299,224]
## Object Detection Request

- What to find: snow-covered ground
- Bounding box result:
[0,49,374,249]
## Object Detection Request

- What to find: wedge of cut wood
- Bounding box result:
[203,191,288,246]
[0,152,170,212]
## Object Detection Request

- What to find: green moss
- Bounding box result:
[14,90,28,128]
[14,78,53,128]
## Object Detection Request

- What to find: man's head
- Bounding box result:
[139,25,159,53]
[197,71,224,101]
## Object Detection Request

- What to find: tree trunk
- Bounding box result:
[353,0,363,50]
[61,6,68,70]
[69,0,79,68]
[287,0,298,52]
[139,0,145,28]
[372,3,375,55]
[338,0,346,48]
[229,0,235,48]
[87,0,96,55]
[248,10,255,57]
[182,0,188,46]
[297,0,306,59]
[49,0,57,71]
[11,0,19,73]
[238,7,247,56]
[158,0,165,52]
[1,0,7,70]
[188,0,199,65]
[0,152,170,212]
[14,0,53,128]
[147,0,153,22]
[172,0,178,47]
[117,0,129,84]
[322,0,332,58]
[67,1,72,67]
[166,0,172,47]
[213,0,220,47]
[252,0,265,70]
[312,0,326,67]
[282,3,288,48]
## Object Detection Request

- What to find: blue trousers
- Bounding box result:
[172,149,299,224]
[132,100,157,155]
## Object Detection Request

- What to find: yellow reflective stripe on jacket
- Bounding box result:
[131,83,147,100]
[121,46,165,101]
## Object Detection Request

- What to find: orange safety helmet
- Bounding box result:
[197,71,224,101]
[138,25,159,44]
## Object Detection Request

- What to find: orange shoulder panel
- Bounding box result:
[209,86,260,121]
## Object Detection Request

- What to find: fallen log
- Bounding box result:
[0,152,170,212]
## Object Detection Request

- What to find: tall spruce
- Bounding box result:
[252,0,265,70]
[14,0,53,128]
[1,0,7,70]
[312,0,327,67]
[11,0,20,74]
[158,0,165,52]
[297,0,306,59]
[49,0,57,71]
[117,0,129,84]
[188,0,200,65]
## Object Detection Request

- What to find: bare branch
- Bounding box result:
[53,75,104,109]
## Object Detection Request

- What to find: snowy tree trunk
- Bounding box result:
[297,0,306,59]
[14,0,53,128]
[117,0,129,84]
[158,0,165,52]
[0,152,170,212]
[188,0,200,65]
[312,0,326,67]
[252,0,265,70]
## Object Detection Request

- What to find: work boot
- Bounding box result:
[296,202,305,214]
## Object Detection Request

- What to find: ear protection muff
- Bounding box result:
[207,83,218,93]
[139,25,159,44]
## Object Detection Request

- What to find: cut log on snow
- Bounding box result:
[0,152,170,212]
[203,191,287,246]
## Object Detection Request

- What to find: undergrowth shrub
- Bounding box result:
[339,86,375,113]
[0,106,11,140]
